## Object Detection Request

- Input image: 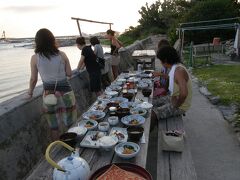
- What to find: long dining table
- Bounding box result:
[27,71,154,180]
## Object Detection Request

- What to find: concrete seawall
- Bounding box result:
[0,35,159,179]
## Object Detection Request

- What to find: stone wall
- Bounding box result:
[0,36,152,180]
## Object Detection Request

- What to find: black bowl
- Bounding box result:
[127,126,144,142]
[116,108,130,119]
[122,93,134,101]
[107,102,119,108]
[142,88,152,97]
[59,132,77,147]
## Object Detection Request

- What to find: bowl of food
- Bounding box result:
[110,97,128,104]
[98,122,110,132]
[122,93,134,101]
[99,136,118,151]
[82,110,106,121]
[97,94,112,101]
[130,107,147,117]
[105,90,118,97]
[119,101,137,109]
[115,142,140,159]
[59,132,77,147]
[108,116,119,126]
[141,88,152,97]
[127,126,144,142]
[116,108,130,119]
[121,114,145,126]
[106,102,119,109]
[78,120,98,130]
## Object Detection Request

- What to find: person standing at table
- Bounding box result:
[90,36,111,89]
[151,46,192,120]
[28,28,77,140]
[106,29,123,80]
[76,37,102,96]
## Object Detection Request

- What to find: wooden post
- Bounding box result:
[71,17,113,34]
[109,24,111,30]
[76,20,82,37]
[181,30,185,59]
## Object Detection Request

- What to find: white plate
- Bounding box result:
[80,131,107,148]
[82,110,106,120]
[109,127,128,143]
[110,97,128,104]
[121,114,145,126]
[78,120,98,130]
[137,102,153,110]
[119,101,137,109]
[68,126,87,136]
[105,90,118,97]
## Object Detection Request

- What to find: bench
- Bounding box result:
[192,44,211,66]
[157,116,197,180]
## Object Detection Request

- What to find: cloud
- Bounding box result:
[0,5,57,13]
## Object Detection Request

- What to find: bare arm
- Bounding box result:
[77,55,85,70]
[60,51,72,77]
[28,55,38,97]
[172,67,189,108]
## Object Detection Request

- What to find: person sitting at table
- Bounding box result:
[151,46,192,121]
[153,39,171,92]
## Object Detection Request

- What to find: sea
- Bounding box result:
[0,39,110,103]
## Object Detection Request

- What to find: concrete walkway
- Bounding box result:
[184,82,240,180]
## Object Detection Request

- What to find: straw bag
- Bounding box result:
[161,130,184,152]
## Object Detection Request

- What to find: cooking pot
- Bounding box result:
[45,141,90,180]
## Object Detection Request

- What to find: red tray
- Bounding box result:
[89,163,152,180]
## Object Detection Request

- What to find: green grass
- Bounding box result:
[193,65,240,105]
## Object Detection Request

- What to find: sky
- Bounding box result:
[0,0,158,38]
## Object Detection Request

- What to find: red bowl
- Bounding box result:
[89,163,152,180]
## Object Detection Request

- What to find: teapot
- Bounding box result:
[45,141,90,180]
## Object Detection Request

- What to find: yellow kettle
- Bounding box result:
[45,141,90,180]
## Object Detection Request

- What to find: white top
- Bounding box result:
[168,64,177,95]
[36,53,66,83]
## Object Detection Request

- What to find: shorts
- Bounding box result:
[43,90,77,130]
[89,71,102,92]
[152,96,185,119]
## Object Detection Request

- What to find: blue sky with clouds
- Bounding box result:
[0,0,157,38]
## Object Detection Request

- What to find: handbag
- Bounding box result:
[43,94,57,106]
[161,130,184,152]
[96,56,105,69]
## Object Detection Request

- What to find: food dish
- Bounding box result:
[109,127,128,143]
[108,116,119,126]
[115,142,140,159]
[80,131,107,148]
[119,101,137,109]
[137,102,153,110]
[97,94,112,101]
[106,85,122,92]
[127,126,144,142]
[137,82,148,89]
[89,163,152,180]
[82,110,106,121]
[130,107,147,117]
[78,120,98,130]
[110,97,128,104]
[121,114,145,126]
[67,126,87,136]
[98,122,110,131]
[105,90,118,97]
[98,136,118,151]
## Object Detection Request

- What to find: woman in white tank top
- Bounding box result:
[28,28,77,140]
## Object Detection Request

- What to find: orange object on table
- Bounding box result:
[97,164,146,180]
